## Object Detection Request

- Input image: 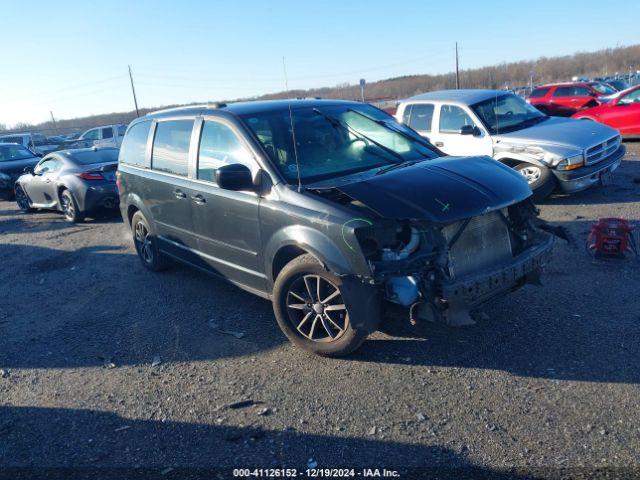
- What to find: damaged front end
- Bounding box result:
[352,199,554,327]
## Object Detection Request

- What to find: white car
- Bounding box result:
[396,90,624,199]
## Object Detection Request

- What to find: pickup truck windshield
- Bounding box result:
[241,104,439,184]
[471,94,547,135]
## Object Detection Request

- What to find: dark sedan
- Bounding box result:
[15,147,119,222]
[0,144,41,199]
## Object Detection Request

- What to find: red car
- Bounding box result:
[571,85,640,138]
[527,83,604,117]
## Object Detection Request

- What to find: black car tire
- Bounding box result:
[514,162,556,201]
[273,254,368,357]
[14,186,32,212]
[131,211,168,272]
[60,189,85,223]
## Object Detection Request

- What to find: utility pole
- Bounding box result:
[455,42,460,89]
[128,65,140,118]
[359,78,366,102]
[49,111,58,134]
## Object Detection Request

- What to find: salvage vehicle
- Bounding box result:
[0,144,40,199]
[526,83,605,117]
[117,99,556,357]
[0,132,58,156]
[396,90,625,199]
[15,147,119,222]
[571,85,640,138]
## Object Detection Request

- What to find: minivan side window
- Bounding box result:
[197,120,254,182]
[151,120,194,177]
[406,104,434,132]
[119,121,152,167]
[102,127,114,139]
[439,105,475,133]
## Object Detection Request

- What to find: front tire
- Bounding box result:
[272,254,368,357]
[15,186,33,212]
[131,211,168,272]
[60,189,84,223]
[514,162,556,201]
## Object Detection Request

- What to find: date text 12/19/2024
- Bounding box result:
[233,468,401,478]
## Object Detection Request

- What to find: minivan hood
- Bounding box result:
[308,156,531,223]
[496,117,618,150]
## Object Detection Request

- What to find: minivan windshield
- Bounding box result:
[471,94,547,135]
[240,104,439,184]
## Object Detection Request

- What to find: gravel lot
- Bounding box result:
[1,143,639,479]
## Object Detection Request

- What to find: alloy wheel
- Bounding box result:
[518,166,541,184]
[134,221,153,264]
[15,187,30,210]
[286,274,348,343]
[61,194,75,220]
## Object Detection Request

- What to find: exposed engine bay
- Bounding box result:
[313,185,556,327]
[357,199,555,326]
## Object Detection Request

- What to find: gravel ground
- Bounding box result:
[1,143,639,479]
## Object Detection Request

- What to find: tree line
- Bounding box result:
[2,44,639,134]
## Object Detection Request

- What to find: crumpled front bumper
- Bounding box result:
[440,233,554,307]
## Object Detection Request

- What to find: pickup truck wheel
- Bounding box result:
[273,254,368,357]
[514,163,556,201]
[131,211,168,272]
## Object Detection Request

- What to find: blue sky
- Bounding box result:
[1,0,639,126]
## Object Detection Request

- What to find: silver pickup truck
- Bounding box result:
[396,90,625,199]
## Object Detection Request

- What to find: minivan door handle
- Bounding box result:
[173,189,187,199]
[434,141,444,147]
[191,194,206,205]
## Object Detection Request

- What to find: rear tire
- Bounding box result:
[272,254,368,357]
[514,162,556,201]
[60,189,84,223]
[131,211,168,272]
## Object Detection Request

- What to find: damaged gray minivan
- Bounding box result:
[117,99,555,357]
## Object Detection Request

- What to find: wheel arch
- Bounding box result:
[494,153,547,169]
[265,225,354,288]
[123,193,153,230]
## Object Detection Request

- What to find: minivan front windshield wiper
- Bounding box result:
[375,159,422,175]
[312,108,404,163]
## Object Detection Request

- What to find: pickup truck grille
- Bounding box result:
[442,211,513,279]
[585,135,621,165]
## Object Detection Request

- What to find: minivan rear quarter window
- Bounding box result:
[152,120,193,176]
[119,121,152,167]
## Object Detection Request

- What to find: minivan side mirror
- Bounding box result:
[23,166,33,174]
[216,164,254,191]
[460,125,481,136]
